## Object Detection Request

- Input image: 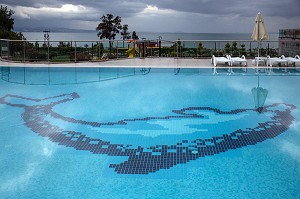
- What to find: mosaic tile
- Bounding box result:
[0,92,296,174]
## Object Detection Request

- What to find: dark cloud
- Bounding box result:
[147,0,300,18]
[2,0,300,18]
[1,0,300,32]
[263,0,300,18]
[1,0,146,18]
[1,0,60,7]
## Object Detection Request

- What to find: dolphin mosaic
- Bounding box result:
[0,92,296,174]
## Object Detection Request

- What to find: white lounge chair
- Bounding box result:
[211,55,231,67]
[226,55,248,73]
[227,55,247,66]
[282,55,300,66]
[252,57,267,66]
[266,55,288,67]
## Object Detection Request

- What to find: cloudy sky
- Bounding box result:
[1,0,300,33]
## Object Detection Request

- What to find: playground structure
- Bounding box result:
[124,39,160,58]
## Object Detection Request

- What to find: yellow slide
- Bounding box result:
[126,47,135,58]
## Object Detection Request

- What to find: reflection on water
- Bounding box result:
[252,76,268,111]
[0,67,151,85]
[1,67,300,85]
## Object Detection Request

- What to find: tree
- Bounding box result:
[96,14,122,52]
[58,42,69,48]
[240,43,246,56]
[121,24,131,40]
[0,5,25,40]
[197,42,204,57]
[0,5,14,31]
[132,31,139,40]
[96,42,104,59]
[0,6,27,58]
[0,5,14,39]
[224,42,231,54]
[120,24,131,47]
[231,41,238,56]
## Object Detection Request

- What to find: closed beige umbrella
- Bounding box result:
[251,12,269,66]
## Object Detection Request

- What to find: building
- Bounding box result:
[279,28,300,56]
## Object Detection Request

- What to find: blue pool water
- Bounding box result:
[0,67,300,198]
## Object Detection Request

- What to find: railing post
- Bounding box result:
[23,41,26,62]
[0,40,2,58]
[75,41,77,62]
[47,40,50,63]
[214,42,217,53]
[116,41,118,59]
[7,40,10,60]
[176,41,178,58]
[91,43,94,59]
[250,42,252,57]
[98,42,101,60]
[158,36,162,57]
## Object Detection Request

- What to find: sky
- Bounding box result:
[1,0,300,33]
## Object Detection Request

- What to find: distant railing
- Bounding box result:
[0,39,299,63]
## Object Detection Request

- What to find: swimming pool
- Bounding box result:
[0,66,300,198]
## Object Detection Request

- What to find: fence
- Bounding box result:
[1,38,298,63]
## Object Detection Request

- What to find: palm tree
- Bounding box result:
[132,31,139,40]
[120,24,131,47]
[96,14,122,53]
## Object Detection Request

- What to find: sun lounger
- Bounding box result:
[281,55,300,66]
[211,55,233,74]
[226,55,247,74]
[227,55,247,66]
[252,57,267,66]
[211,55,231,67]
[266,55,288,67]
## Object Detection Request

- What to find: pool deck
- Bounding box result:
[0,58,259,68]
[1,57,300,69]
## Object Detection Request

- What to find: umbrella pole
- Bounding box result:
[257,76,260,108]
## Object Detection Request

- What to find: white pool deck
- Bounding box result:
[0,58,259,68]
[1,57,300,69]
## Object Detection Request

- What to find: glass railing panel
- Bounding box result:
[25,67,49,84]
[49,67,76,84]
[76,67,100,83]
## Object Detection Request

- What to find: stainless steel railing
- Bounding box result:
[1,39,299,63]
